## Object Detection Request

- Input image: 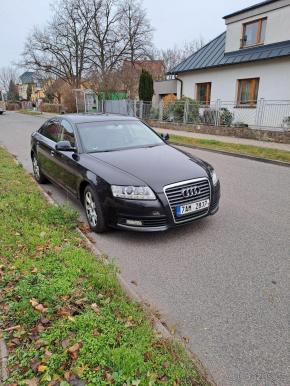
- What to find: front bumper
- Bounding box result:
[105,181,220,232]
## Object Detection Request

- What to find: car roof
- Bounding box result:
[53,113,139,124]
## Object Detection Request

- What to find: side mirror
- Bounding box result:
[55,140,75,152]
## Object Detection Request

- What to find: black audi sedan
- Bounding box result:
[31,114,220,232]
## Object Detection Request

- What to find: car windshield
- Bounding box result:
[77,120,164,153]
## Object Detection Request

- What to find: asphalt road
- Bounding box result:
[1,112,289,386]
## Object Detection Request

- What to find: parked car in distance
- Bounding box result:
[31,114,220,232]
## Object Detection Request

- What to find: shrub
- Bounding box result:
[167,97,200,123]
[40,103,63,113]
[138,69,154,102]
[6,102,21,111]
[219,107,233,127]
[202,107,233,127]
[163,94,177,106]
[202,108,217,125]
[149,107,159,119]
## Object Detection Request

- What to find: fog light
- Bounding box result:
[126,219,143,226]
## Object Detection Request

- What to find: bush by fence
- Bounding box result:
[6,102,21,111]
[40,103,64,114]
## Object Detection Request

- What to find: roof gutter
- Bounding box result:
[175,75,183,98]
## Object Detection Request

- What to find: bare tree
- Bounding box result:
[21,0,154,91]
[119,0,153,62]
[22,0,93,88]
[154,37,206,73]
[0,66,18,92]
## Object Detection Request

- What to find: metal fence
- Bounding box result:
[95,99,290,131]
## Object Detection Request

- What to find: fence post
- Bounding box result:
[139,100,143,119]
[159,101,163,121]
[214,99,221,126]
[255,98,264,128]
[183,99,189,124]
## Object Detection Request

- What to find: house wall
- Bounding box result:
[153,79,177,106]
[225,1,290,52]
[178,58,290,101]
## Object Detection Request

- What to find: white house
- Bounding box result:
[168,0,290,129]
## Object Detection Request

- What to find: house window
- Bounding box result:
[196,82,211,105]
[237,78,259,106]
[241,18,267,48]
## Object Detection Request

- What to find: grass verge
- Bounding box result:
[0,147,207,385]
[164,133,290,164]
[18,109,42,116]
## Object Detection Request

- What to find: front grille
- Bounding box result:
[164,178,211,223]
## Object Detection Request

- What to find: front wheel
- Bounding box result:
[32,153,47,184]
[84,186,108,233]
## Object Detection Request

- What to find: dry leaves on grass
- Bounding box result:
[29,298,48,313]
[68,342,81,360]
[90,303,100,314]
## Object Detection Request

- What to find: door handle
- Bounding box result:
[50,150,55,157]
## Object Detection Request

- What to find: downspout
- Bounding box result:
[175,75,183,99]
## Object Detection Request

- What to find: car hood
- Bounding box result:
[88,144,209,193]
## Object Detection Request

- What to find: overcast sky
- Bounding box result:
[1,0,259,69]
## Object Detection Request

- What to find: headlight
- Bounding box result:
[211,170,218,186]
[111,185,156,200]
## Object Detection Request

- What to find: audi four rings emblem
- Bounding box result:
[182,186,200,197]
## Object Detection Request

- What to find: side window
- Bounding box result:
[60,120,76,147]
[40,121,61,142]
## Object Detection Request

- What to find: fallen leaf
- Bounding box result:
[64,371,71,381]
[3,325,21,332]
[57,306,72,317]
[68,342,81,360]
[35,304,48,313]
[37,364,48,373]
[24,377,38,386]
[104,371,113,382]
[61,338,70,349]
[90,303,100,314]
[29,298,39,308]
[53,246,62,253]
[182,336,189,344]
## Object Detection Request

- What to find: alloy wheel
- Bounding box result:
[85,191,98,227]
[32,156,40,180]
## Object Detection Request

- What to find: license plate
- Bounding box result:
[176,199,210,217]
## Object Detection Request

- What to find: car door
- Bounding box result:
[37,119,61,181]
[52,119,82,196]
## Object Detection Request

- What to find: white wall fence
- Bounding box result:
[96,99,290,131]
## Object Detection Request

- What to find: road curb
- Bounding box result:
[169,141,290,167]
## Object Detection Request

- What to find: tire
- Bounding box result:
[0,111,3,115]
[32,153,47,184]
[83,185,108,233]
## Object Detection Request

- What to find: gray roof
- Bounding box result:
[168,32,290,74]
[19,71,35,84]
[223,0,278,19]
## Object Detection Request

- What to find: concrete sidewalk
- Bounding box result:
[156,127,290,152]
